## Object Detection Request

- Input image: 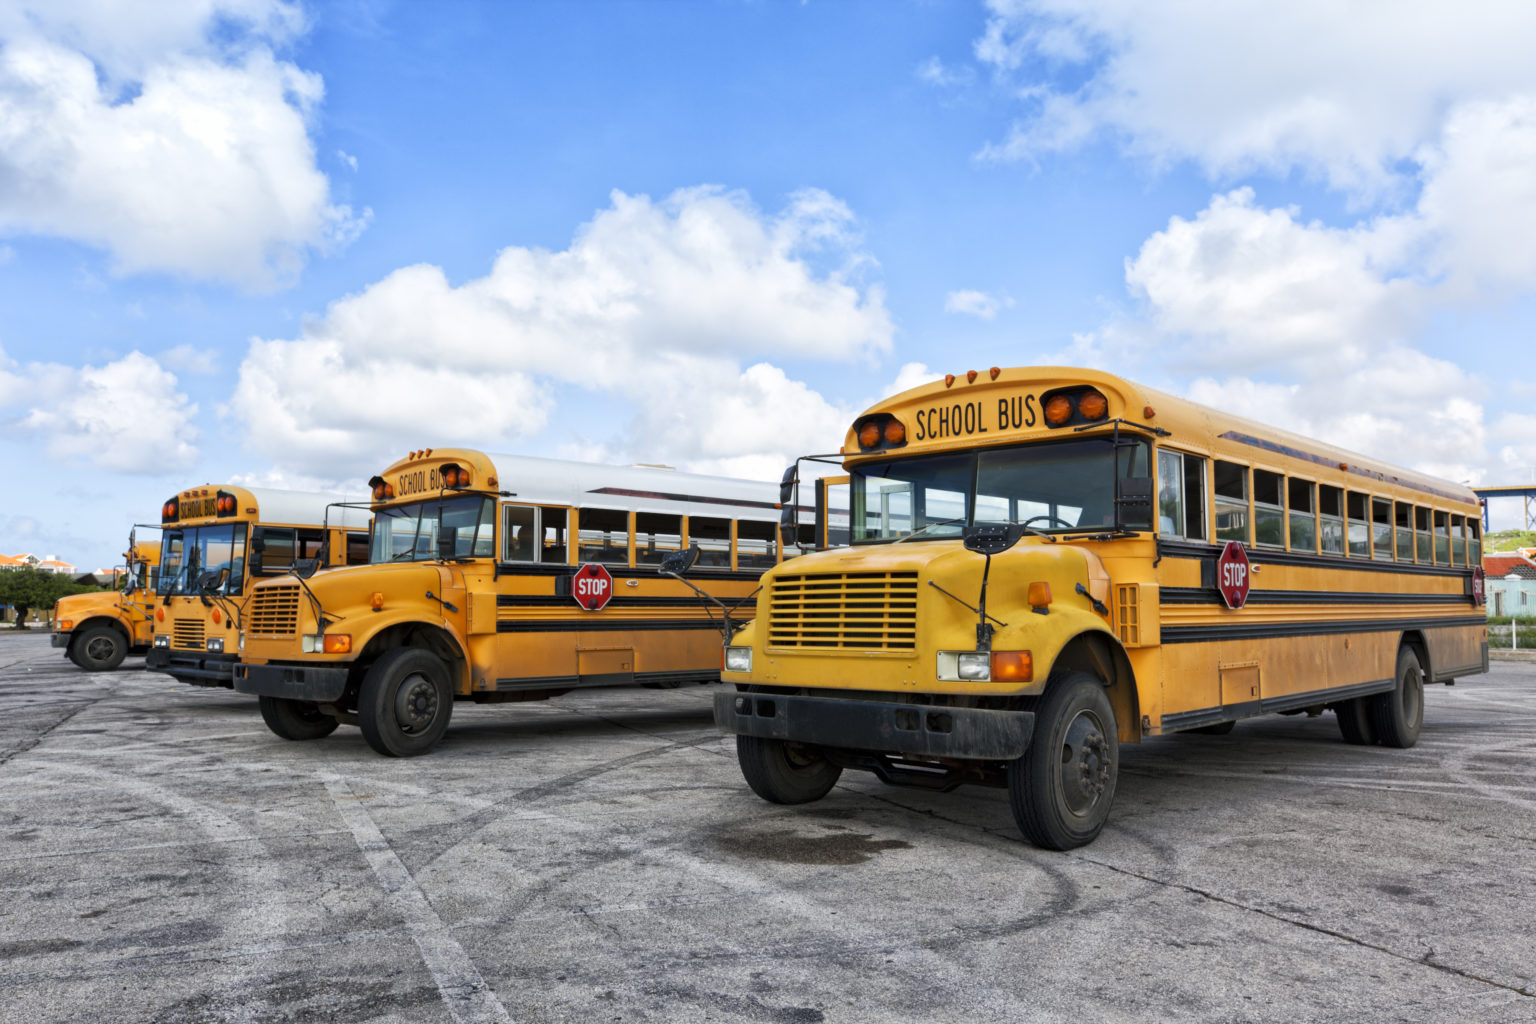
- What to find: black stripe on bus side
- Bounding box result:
[496,618,725,634]
[1160,587,1471,607]
[1157,539,1475,579]
[1161,677,1396,731]
[498,595,718,609]
[1216,431,1475,504]
[1161,614,1487,645]
[494,563,764,583]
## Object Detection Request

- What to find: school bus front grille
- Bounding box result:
[768,571,919,651]
[248,585,302,638]
[171,618,205,650]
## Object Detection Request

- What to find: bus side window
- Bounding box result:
[1318,486,1344,554]
[1346,492,1370,557]
[1253,469,1284,547]
[1288,479,1315,552]
[346,530,369,565]
[1433,510,1450,564]
[542,509,569,564]
[1394,502,1414,562]
[298,529,326,561]
[690,517,732,568]
[636,513,681,566]
[1415,506,1432,561]
[1451,514,1466,565]
[1371,498,1392,560]
[1213,461,1248,542]
[503,505,539,562]
[737,520,778,569]
[1468,517,1482,565]
[1155,449,1206,540]
[256,527,297,573]
[578,509,631,565]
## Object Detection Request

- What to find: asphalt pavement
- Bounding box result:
[0,631,1533,1024]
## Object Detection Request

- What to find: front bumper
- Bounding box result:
[146,649,239,687]
[51,633,70,649]
[714,690,1034,761]
[233,661,350,703]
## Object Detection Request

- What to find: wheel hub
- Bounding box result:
[395,674,438,733]
[86,636,114,660]
[1059,710,1112,817]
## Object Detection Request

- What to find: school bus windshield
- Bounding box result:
[157,525,248,596]
[371,495,495,563]
[851,437,1150,542]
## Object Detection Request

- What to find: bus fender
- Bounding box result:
[351,617,469,692]
[1037,624,1140,745]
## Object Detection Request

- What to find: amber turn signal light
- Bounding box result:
[370,592,384,611]
[1078,389,1108,420]
[990,651,1033,682]
[1027,582,1052,609]
[883,419,906,445]
[858,422,881,448]
[322,634,352,654]
[1044,394,1073,425]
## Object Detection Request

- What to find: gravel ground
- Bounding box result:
[0,631,1533,1024]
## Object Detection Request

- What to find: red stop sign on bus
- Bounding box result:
[1216,541,1251,610]
[572,562,614,611]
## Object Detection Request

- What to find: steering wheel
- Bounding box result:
[1021,514,1073,530]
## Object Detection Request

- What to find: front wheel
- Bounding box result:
[1008,672,1118,850]
[1370,648,1424,749]
[736,736,842,804]
[69,626,126,671]
[357,648,455,757]
[258,696,339,741]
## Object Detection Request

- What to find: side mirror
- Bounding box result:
[195,568,226,593]
[1115,476,1154,508]
[437,527,458,561]
[963,523,1024,555]
[660,544,700,576]
[292,558,320,580]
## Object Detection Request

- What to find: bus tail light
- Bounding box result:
[990,651,1033,682]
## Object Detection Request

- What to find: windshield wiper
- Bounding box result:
[894,517,967,543]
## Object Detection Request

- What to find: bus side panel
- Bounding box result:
[1424,623,1486,681]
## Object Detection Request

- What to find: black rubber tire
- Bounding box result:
[1008,672,1118,850]
[736,735,842,804]
[357,648,454,757]
[258,696,339,741]
[69,625,127,671]
[1335,697,1377,745]
[1190,720,1236,735]
[1370,647,1424,749]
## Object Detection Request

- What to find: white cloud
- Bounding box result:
[232,186,893,478]
[0,1,363,288]
[917,57,974,88]
[944,288,1013,320]
[886,362,936,397]
[7,351,198,473]
[972,1,1536,196]
[160,344,219,374]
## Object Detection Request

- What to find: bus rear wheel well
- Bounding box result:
[1047,631,1140,744]
[354,624,467,695]
[1398,629,1431,681]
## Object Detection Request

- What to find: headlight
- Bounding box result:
[724,646,753,672]
[206,638,224,653]
[957,652,991,680]
[301,634,318,653]
[153,635,169,648]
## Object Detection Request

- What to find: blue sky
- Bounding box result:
[2,0,1534,571]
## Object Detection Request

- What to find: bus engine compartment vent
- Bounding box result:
[1115,584,1140,646]
[767,571,918,651]
[172,618,206,650]
[248,585,302,638]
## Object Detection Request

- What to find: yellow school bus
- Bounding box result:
[233,450,784,757]
[51,536,161,670]
[714,367,1487,849]
[147,486,369,686]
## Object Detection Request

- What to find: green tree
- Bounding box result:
[0,568,107,625]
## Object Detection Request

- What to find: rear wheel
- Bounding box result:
[1335,697,1378,745]
[1008,672,1118,850]
[258,696,339,741]
[69,626,126,671]
[357,648,455,757]
[1370,648,1424,749]
[736,736,842,804]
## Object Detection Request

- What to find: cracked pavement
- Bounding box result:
[0,631,1533,1023]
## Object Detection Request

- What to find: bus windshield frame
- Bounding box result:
[370,495,496,564]
[849,436,1150,544]
[157,524,249,596]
